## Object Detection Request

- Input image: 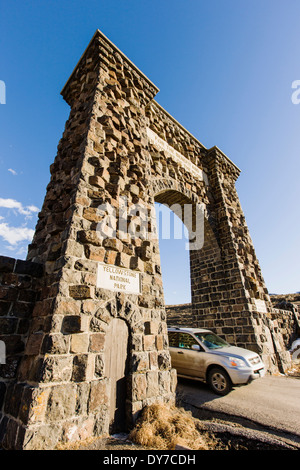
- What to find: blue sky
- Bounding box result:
[0,0,299,303]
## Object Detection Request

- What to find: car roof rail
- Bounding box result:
[168,326,182,330]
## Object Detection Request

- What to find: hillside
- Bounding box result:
[270,293,300,310]
[165,293,300,327]
[165,303,193,327]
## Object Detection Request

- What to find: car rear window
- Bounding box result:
[168,331,200,350]
[178,333,198,349]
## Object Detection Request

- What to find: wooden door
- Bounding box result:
[104,318,129,433]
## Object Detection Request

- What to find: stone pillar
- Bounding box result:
[1,30,176,450]
[191,147,285,372]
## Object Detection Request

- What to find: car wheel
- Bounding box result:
[207,367,232,395]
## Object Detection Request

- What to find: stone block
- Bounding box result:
[155,334,164,351]
[131,352,149,372]
[158,351,171,370]
[0,256,15,273]
[69,285,92,299]
[1,418,19,449]
[0,287,16,302]
[158,370,171,395]
[25,332,44,355]
[89,175,105,188]
[88,380,108,412]
[4,383,23,418]
[81,300,96,315]
[70,334,89,353]
[62,316,82,334]
[75,382,90,416]
[83,207,102,223]
[85,245,106,262]
[140,242,152,261]
[143,334,156,351]
[170,368,177,393]
[0,301,10,316]
[103,238,123,252]
[94,354,105,378]
[130,256,143,271]
[144,321,158,335]
[71,354,94,382]
[45,384,77,422]
[62,416,95,444]
[146,371,159,398]
[21,424,61,450]
[54,298,81,316]
[93,141,105,154]
[11,301,34,318]
[131,333,143,352]
[40,356,73,383]
[42,334,69,355]
[132,373,147,401]
[105,126,122,142]
[19,386,51,425]
[78,230,102,246]
[0,317,18,334]
[15,260,43,278]
[104,250,117,265]
[116,252,131,268]
[89,333,105,352]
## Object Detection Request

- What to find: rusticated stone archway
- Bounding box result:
[0,29,292,450]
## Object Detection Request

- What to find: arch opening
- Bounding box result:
[155,201,191,306]
[153,188,223,329]
[153,189,198,307]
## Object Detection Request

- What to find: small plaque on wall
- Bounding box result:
[254,299,267,313]
[97,263,141,294]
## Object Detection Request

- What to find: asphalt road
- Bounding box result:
[177,374,300,443]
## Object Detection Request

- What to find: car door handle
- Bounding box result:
[177,351,184,354]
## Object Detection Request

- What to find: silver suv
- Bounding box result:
[168,327,265,395]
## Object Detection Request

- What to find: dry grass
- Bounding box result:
[129,403,216,450]
[56,436,107,450]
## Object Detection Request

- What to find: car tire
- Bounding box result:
[207,367,232,396]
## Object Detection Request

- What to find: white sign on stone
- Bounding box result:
[254,299,268,313]
[146,127,208,185]
[97,263,141,294]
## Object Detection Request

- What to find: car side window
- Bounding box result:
[178,333,199,350]
[168,332,179,347]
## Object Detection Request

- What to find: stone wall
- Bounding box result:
[270,295,300,355]
[270,308,300,350]
[0,256,43,445]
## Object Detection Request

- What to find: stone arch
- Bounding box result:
[150,177,220,242]
[1,29,289,451]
